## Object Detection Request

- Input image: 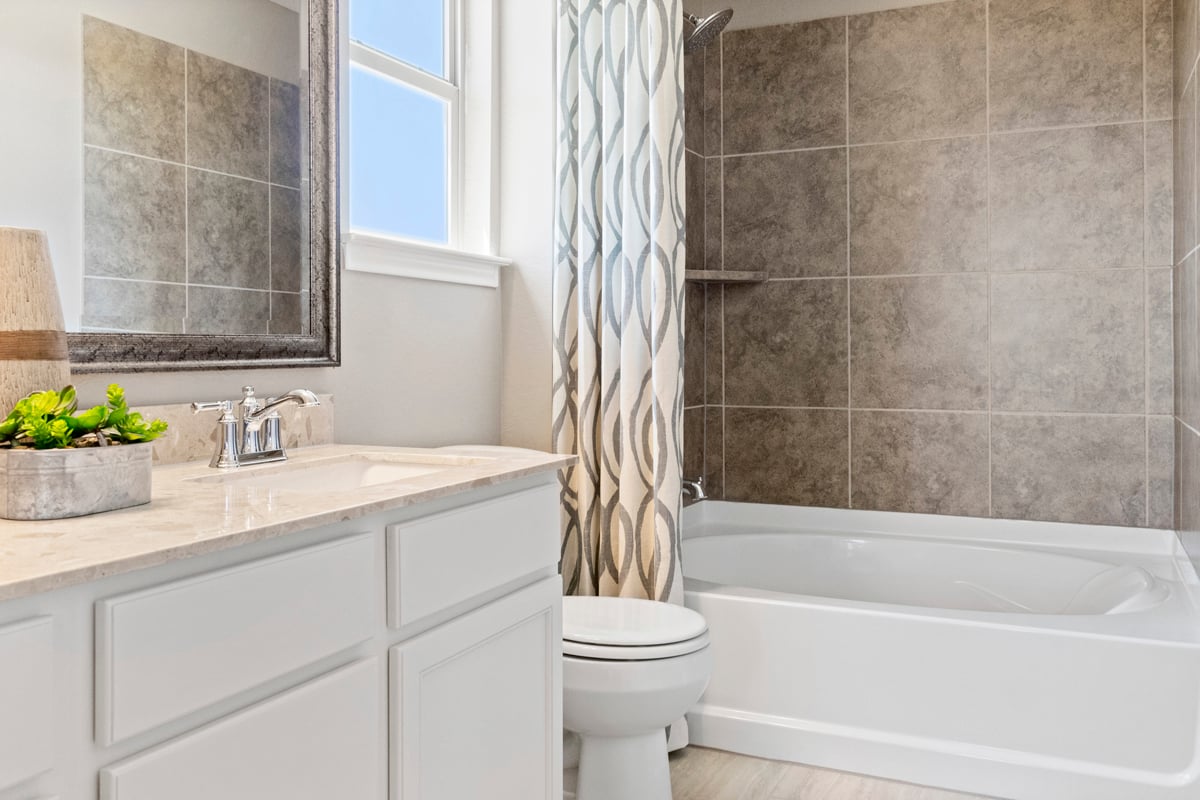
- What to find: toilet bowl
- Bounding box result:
[562,596,712,800]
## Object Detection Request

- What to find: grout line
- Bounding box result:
[82,275,291,294]
[268,77,274,327]
[759,265,1150,281]
[985,0,993,517]
[183,49,190,334]
[845,14,853,509]
[712,404,1157,419]
[719,120,1151,161]
[82,144,300,192]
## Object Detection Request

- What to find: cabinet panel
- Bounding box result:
[386,483,559,629]
[390,577,562,800]
[101,658,380,800]
[96,534,375,744]
[0,617,53,790]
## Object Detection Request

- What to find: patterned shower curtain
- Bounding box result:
[552,0,687,602]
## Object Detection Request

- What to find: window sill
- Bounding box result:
[344,232,511,288]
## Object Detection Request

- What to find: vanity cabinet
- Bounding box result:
[0,473,563,800]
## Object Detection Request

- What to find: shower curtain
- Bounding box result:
[552,0,687,602]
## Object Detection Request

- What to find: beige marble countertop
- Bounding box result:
[0,444,573,602]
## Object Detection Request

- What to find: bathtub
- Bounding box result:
[681,502,1200,800]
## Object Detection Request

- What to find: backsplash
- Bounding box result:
[684,0,1175,528]
[80,16,308,336]
[138,394,334,465]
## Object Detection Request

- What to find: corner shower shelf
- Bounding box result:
[684,270,768,284]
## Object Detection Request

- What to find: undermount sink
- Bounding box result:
[188,453,492,493]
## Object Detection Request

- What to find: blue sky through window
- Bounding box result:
[350,0,445,78]
[349,65,448,244]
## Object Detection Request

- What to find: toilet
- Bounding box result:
[562,596,713,800]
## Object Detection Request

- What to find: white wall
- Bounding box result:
[696,0,949,30]
[496,0,558,452]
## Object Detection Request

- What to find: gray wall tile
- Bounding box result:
[704,407,724,499]
[1175,0,1197,105]
[1177,255,1200,428]
[849,137,987,276]
[684,283,706,408]
[187,286,270,335]
[722,18,846,153]
[1179,422,1200,544]
[991,414,1147,526]
[724,408,848,507]
[990,124,1144,270]
[83,16,185,161]
[989,0,1143,131]
[84,148,186,282]
[188,169,270,290]
[1146,0,1174,121]
[703,43,723,156]
[80,277,185,334]
[685,50,705,154]
[724,280,848,407]
[1176,79,1197,261]
[1149,268,1175,414]
[686,152,705,271]
[271,186,304,293]
[1149,416,1175,528]
[991,270,1145,413]
[684,407,705,481]
[724,149,847,277]
[269,292,304,335]
[851,410,989,516]
[705,286,723,404]
[1147,121,1175,267]
[847,0,986,143]
[270,79,303,188]
[850,274,988,410]
[187,51,270,180]
[704,158,723,270]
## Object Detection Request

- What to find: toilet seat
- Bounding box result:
[563,596,710,661]
[563,631,710,661]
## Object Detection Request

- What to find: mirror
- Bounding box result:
[0,0,339,371]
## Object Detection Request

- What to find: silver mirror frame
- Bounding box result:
[69,0,340,373]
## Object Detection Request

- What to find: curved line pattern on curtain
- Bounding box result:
[553,0,687,602]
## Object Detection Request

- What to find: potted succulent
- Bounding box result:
[0,384,167,520]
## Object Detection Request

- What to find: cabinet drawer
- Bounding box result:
[0,617,54,790]
[96,534,375,745]
[386,483,559,629]
[390,577,562,800]
[101,658,380,800]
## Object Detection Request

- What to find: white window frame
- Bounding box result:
[343,0,507,288]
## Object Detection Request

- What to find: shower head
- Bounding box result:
[684,9,733,54]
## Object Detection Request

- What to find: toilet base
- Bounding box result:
[576,729,672,800]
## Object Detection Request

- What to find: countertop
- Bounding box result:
[0,444,573,602]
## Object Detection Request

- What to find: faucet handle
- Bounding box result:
[191,400,234,419]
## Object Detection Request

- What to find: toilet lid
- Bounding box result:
[562,630,710,661]
[562,596,708,647]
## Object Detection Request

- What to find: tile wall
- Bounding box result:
[684,0,1175,528]
[1175,0,1200,552]
[80,16,307,336]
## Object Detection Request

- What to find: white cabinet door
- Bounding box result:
[0,616,54,791]
[101,658,381,800]
[391,577,562,800]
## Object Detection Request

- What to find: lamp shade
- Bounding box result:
[0,227,70,415]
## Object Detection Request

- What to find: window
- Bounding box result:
[349,0,455,244]
[347,0,506,286]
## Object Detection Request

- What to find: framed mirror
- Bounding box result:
[0,0,339,372]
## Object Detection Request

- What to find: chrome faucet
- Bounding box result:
[682,476,707,503]
[192,386,320,468]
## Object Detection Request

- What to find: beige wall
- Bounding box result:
[686,0,1175,528]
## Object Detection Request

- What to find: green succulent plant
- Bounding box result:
[0,384,167,450]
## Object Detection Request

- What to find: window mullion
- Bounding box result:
[348,41,458,102]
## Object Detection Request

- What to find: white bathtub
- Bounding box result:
[681,502,1200,800]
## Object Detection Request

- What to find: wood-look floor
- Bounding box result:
[667,747,993,800]
[564,746,994,799]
